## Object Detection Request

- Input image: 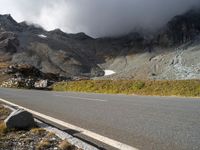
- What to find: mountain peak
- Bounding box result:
[0,14,17,24]
[68,32,93,40]
[0,14,20,31]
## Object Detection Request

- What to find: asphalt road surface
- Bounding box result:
[0,88,200,150]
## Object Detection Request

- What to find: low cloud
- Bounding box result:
[0,0,200,37]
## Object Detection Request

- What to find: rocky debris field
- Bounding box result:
[0,64,71,89]
[0,104,80,150]
[95,37,200,80]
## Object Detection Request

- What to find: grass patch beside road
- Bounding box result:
[53,80,200,97]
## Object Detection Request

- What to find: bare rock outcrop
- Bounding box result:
[0,64,69,89]
[5,109,36,129]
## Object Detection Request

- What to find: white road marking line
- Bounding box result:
[4,104,99,150]
[54,95,107,102]
[0,98,138,150]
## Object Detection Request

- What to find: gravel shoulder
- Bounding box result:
[0,103,80,150]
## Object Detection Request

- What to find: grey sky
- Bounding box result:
[0,0,199,37]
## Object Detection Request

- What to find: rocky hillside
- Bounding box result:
[0,8,200,80]
[96,8,200,80]
[0,14,104,78]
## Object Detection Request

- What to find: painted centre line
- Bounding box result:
[54,94,107,102]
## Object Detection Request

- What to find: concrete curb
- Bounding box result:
[2,104,99,150]
[0,98,139,150]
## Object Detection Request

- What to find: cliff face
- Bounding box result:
[0,8,200,80]
[157,9,200,46]
[95,8,200,80]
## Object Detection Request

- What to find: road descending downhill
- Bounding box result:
[0,88,200,150]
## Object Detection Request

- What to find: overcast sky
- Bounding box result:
[0,0,199,37]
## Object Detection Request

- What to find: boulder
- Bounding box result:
[4,109,36,129]
[34,80,48,88]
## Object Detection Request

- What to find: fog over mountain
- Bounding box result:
[0,0,200,37]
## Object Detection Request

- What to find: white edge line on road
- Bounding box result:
[54,95,107,102]
[0,98,138,150]
[3,104,99,150]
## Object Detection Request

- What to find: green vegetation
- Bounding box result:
[53,80,200,97]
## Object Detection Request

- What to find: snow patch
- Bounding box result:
[104,70,116,76]
[38,34,47,38]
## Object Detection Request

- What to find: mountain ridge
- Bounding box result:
[0,8,200,80]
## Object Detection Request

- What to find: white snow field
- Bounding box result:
[104,70,116,76]
[38,34,47,38]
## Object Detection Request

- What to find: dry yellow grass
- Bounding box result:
[0,105,10,117]
[0,104,11,128]
[53,80,200,97]
[46,132,56,138]
[0,62,11,84]
[31,128,46,136]
[0,123,8,135]
[0,62,10,69]
[0,104,10,135]
[36,139,51,150]
[59,140,75,150]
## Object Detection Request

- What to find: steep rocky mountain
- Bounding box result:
[0,8,200,80]
[96,8,200,80]
[157,9,200,46]
[0,14,103,78]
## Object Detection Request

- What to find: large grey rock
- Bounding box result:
[34,80,48,88]
[5,109,36,129]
